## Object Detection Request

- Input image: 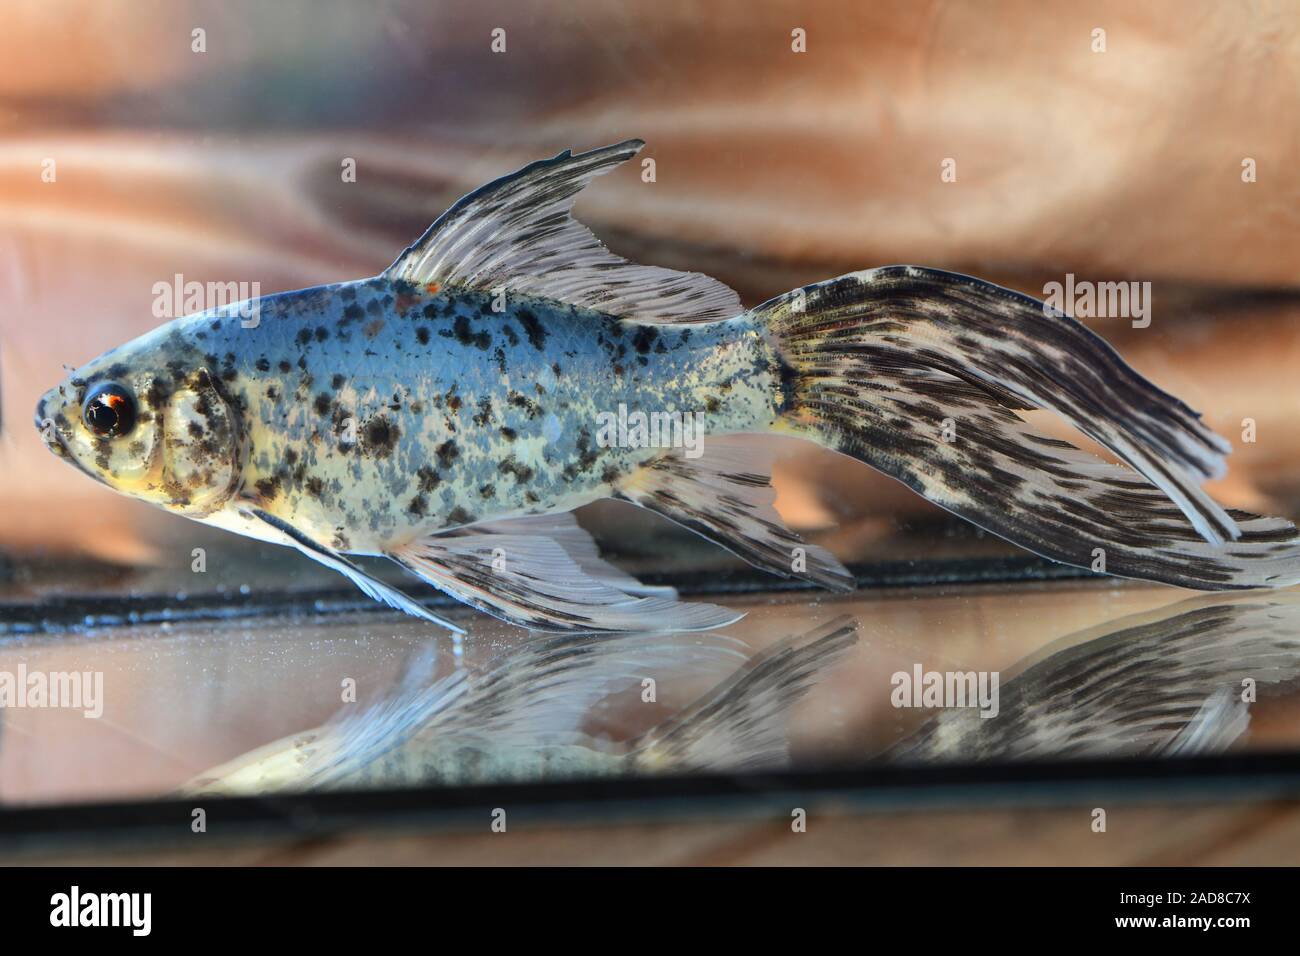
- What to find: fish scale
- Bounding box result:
[191,278,779,555]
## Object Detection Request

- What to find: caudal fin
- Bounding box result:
[755,266,1300,590]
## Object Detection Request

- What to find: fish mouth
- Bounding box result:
[33,393,99,484]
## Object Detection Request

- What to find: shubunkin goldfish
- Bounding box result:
[35,140,1300,634]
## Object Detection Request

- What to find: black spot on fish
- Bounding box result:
[296,328,313,346]
[331,374,346,390]
[507,391,540,418]
[314,393,332,416]
[255,357,271,372]
[435,439,459,469]
[416,465,441,492]
[407,494,427,517]
[499,426,517,441]
[306,476,324,498]
[562,426,601,480]
[315,326,330,342]
[342,303,364,324]
[479,483,496,500]
[446,315,490,350]
[361,416,399,458]
[447,506,475,525]
[278,360,292,374]
[498,456,535,483]
[144,378,173,411]
[632,327,659,355]
[255,475,281,500]
[516,308,547,350]
[416,326,431,345]
[472,397,494,426]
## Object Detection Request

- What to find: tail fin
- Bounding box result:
[756,266,1300,590]
[628,617,858,773]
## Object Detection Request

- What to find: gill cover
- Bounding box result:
[160,367,244,516]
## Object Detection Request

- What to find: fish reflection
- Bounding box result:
[889,593,1300,763]
[185,617,858,795]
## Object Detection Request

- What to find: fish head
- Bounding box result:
[35,335,246,517]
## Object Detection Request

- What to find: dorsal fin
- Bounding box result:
[382,140,743,325]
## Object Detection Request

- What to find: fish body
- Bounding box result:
[37,139,1300,632]
[158,280,777,554]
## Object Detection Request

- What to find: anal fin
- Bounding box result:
[616,435,855,591]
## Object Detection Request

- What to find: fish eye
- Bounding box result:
[82,383,137,438]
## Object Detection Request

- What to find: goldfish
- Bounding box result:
[183,618,858,794]
[35,140,1300,634]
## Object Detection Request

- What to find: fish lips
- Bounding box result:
[34,389,109,486]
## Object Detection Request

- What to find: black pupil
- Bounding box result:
[83,384,136,438]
